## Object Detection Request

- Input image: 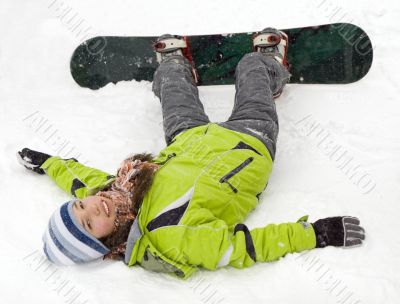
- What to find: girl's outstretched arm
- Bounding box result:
[17,148,115,199]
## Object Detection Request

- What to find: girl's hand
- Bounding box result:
[16,148,52,174]
[311,216,366,248]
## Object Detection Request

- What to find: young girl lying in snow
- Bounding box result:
[17,28,365,279]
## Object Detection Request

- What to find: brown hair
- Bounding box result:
[100,152,157,260]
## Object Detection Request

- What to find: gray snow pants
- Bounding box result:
[152,52,290,160]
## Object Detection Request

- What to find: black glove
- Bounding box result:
[17,148,52,174]
[311,216,365,248]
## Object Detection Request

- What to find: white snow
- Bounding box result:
[1,0,400,303]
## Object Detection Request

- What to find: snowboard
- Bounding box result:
[70,23,373,90]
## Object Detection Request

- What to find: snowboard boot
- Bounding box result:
[154,34,199,83]
[253,27,289,67]
[253,28,290,98]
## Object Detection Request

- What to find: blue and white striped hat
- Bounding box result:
[42,200,110,265]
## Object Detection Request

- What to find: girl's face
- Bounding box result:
[72,195,116,239]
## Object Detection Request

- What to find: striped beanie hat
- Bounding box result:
[42,200,110,265]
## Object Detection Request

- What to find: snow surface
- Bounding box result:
[1,0,400,303]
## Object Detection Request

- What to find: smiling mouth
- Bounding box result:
[101,200,110,217]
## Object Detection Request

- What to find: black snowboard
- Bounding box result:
[70,23,373,90]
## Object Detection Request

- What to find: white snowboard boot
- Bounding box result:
[253,27,289,69]
[253,27,290,97]
[154,34,187,62]
[154,34,199,83]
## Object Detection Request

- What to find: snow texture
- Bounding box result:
[1,0,399,303]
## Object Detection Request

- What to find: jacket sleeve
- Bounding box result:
[40,156,115,199]
[178,214,316,271]
[227,216,317,269]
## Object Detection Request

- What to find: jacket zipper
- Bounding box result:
[219,157,254,193]
[158,153,177,165]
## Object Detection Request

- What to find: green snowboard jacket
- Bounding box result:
[41,122,316,279]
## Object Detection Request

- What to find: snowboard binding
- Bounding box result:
[154,34,199,84]
[253,27,290,98]
[253,28,289,69]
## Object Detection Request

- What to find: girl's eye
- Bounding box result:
[79,201,84,209]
